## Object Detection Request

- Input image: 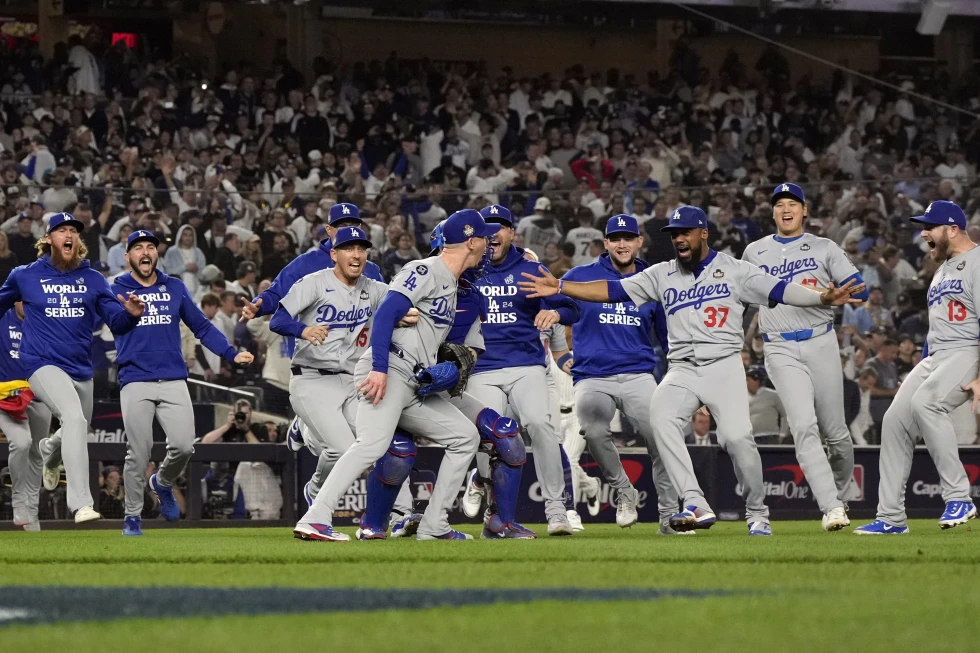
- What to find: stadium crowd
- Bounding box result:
[1,30,979,449]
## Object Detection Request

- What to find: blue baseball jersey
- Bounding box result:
[471,246,580,373]
[112,270,238,387]
[252,238,384,317]
[0,255,140,381]
[562,254,666,383]
[445,282,487,349]
[0,308,25,382]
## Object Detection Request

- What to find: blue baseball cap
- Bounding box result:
[127,229,159,251]
[443,209,500,245]
[480,204,513,227]
[47,212,85,234]
[771,182,806,206]
[332,225,373,249]
[910,200,967,230]
[93,260,110,273]
[661,205,708,232]
[605,214,640,237]
[328,202,362,225]
[429,219,447,254]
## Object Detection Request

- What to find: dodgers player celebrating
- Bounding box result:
[0,304,53,531]
[519,205,864,536]
[112,230,253,536]
[856,201,980,534]
[293,209,498,541]
[0,213,145,523]
[561,214,685,534]
[465,204,582,536]
[742,184,869,532]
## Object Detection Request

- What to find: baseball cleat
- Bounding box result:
[122,516,143,536]
[22,520,40,532]
[482,514,536,539]
[74,506,102,524]
[390,513,423,538]
[582,475,601,517]
[42,462,63,492]
[461,469,486,518]
[853,520,909,535]
[294,523,350,542]
[286,417,304,452]
[355,525,387,540]
[668,505,716,532]
[939,501,977,529]
[149,473,179,521]
[615,487,639,528]
[302,481,314,508]
[546,513,574,536]
[822,506,850,532]
[658,521,695,536]
[748,521,772,536]
[417,529,474,540]
[566,509,585,532]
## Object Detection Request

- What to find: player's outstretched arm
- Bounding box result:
[771,279,866,308]
[180,286,249,364]
[519,266,612,303]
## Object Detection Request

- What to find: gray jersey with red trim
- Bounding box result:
[620,251,779,365]
[742,233,858,334]
[925,245,980,356]
[387,256,459,368]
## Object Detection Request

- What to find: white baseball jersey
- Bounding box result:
[566,227,604,267]
[278,270,387,373]
[742,233,859,334]
[620,251,780,365]
[387,256,458,368]
[925,245,980,356]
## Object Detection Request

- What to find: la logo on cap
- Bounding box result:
[348,227,358,237]
[617,217,626,226]
[463,224,474,237]
[781,184,789,193]
[672,210,680,221]
[342,205,350,215]
[489,206,498,215]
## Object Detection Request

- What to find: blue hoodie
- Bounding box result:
[252,238,384,318]
[0,308,25,383]
[0,255,140,381]
[111,270,238,387]
[561,254,668,383]
[471,246,580,374]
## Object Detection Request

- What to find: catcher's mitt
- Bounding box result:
[437,342,477,396]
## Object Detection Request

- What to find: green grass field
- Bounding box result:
[0,521,976,652]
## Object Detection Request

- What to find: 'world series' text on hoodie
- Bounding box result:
[0,255,140,381]
[561,253,667,384]
[0,308,25,382]
[112,270,238,387]
[472,245,580,373]
[251,238,384,318]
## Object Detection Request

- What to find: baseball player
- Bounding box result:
[561,214,687,534]
[856,201,979,534]
[0,304,52,531]
[357,219,537,540]
[269,225,415,532]
[463,204,581,536]
[112,230,254,536]
[742,183,869,532]
[0,212,145,523]
[293,209,499,541]
[518,205,864,536]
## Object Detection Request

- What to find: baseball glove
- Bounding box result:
[437,342,477,397]
[415,361,461,398]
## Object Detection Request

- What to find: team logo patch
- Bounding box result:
[800,244,810,251]
[713,269,724,278]
[504,274,514,284]
[957,262,966,271]
[159,285,166,293]
[416,265,428,275]
[360,290,370,300]
[76,277,84,284]
[463,225,474,237]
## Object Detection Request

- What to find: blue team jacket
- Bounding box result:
[446,282,487,348]
[112,270,238,387]
[0,255,140,381]
[0,308,25,383]
[562,254,667,384]
[472,246,580,374]
[253,238,384,317]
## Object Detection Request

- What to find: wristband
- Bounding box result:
[557,279,564,295]
[556,353,573,369]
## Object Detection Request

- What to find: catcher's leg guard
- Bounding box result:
[560,445,574,511]
[361,431,417,531]
[477,408,525,525]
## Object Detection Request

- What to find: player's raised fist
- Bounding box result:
[240,297,262,322]
[234,352,255,366]
[518,266,560,298]
[119,292,146,318]
[819,279,867,306]
[301,325,329,345]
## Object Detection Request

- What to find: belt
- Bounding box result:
[291,366,343,377]
[762,323,833,343]
[390,344,425,376]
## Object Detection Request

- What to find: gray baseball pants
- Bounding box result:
[0,401,52,524]
[877,348,977,527]
[121,380,196,517]
[649,354,770,525]
[29,366,95,513]
[298,355,478,536]
[576,373,680,520]
[763,330,854,513]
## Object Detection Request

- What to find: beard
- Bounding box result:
[675,241,704,272]
[50,240,82,271]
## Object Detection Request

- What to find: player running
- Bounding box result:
[464,205,581,536]
[560,214,685,534]
[742,183,869,532]
[112,230,254,536]
[518,205,864,536]
[856,201,979,534]
[0,212,145,523]
[293,209,498,541]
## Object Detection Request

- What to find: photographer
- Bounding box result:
[201,398,266,443]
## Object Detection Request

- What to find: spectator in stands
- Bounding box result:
[163,224,207,296]
[745,366,789,444]
[381,232,421,280]
[227,261,258,299]
[685,410,717,446]
[201,399,266,443]
[850,367,879,446]
[0,231,17,285]
[548,242,575,278]
[895,336,917,378]
[863,338,900,442]
[98,465,125,519]
[245,280,291,415]
[565,210,603,266]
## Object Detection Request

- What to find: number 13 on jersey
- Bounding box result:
[948,299,967,322]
